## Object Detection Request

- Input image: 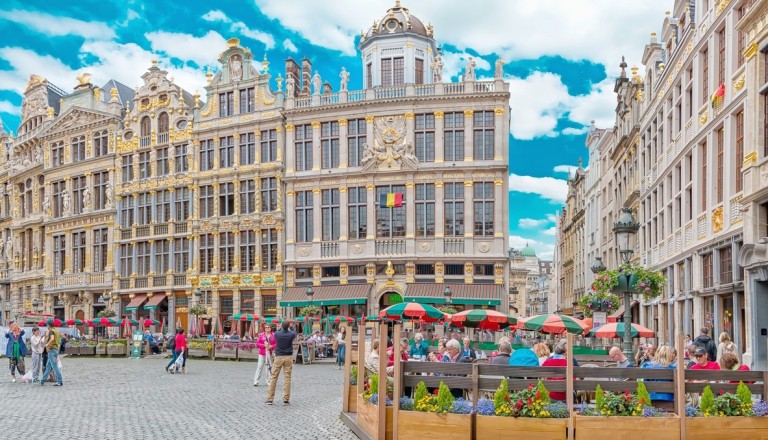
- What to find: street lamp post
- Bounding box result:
[613,208,640,360]
[305,287,314,306]
[443,285,452,305]
[590,256,606,274]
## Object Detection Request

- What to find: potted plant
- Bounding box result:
[686,383,768,436]
[474,378,568,439]
[357,373,394,440]
[574,383,679,440]
[214,339,238,360]
[592,263,666,300]
[189,304,208,318]
[236,341,259,361]
[187,339,213,358]
[298,305,321,317]
[95,340,108,355]
[107,339,128,356]
[396,381,473,440]
[97,309,116,318]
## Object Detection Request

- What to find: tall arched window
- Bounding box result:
[158,112,169,134]
[140,116,151,137]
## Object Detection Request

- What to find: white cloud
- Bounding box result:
[546,213,558,223]
[543,227,557,236]
[0,9,116,40]
[509,235,555,260]
[231,22,276,49]
[508,173,567,203]
[283,39,298,53]
[507,72,570,139]
[562,126,590,136]
[145,30,228,67]
[568,78,617,128]
[519,218,548,229]
[553,165,575,174]
[0,47,83,94]
[202,10,229,22]
[254,0,667,74]
[0,100,20,115]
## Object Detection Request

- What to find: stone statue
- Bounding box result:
[42,194,51,215]
[312,73,322,95]
[0,239,5,262]
[82,187,91,210]
[495,57,505,79]
[339,67,349,91]
[230,55,243,80]
[464,57,476,81]
[5,237,12,263]
[33,144,42,162]
[431,55,444,83]
[62,191,71,215]
[105,180,113,208]
[361,144,374,166]
[286,77,295,96]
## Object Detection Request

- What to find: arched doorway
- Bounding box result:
[378,291,403,310]
[75,309,85,337]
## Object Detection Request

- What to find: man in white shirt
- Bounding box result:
[29,327,46,384]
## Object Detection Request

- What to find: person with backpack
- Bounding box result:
[39,321,63,386]
[717,331,738,363]
[693,327,717,362]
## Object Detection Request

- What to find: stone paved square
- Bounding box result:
[0,355,357,440]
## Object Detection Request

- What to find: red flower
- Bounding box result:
[719,389,725,396]
[528,384,534,391]
[504,394,510,402]
[536,390,541,400]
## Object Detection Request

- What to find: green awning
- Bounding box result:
[279,284,371,307]
[404,283,502,306]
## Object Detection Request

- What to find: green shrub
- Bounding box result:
[494,377,509,409]
[700,385,715,416]
[414,381,428,405]
[636,381,652,408]
[436,382,455,413]
[595,385,604,412]
[737,381,752,406]
[536,380,551,405]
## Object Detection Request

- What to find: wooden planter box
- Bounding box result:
[214,346,237,360]
[76,346,96,356]
[356,396,393,440]
[237,349,260,361]
[398,411,472,440]
[65,347,80,356]
[476,415,567,440]
[107,345,127,356]
[686,416,768,437]
[187,348,211,358]
[347,384,358,413]
[95,345,107,355]
[574,415,680,440]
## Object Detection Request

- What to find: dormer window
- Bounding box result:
[385,19,399,32]
[381,57,404,87]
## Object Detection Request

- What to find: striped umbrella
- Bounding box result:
[362,314,381,322]
[143,318,161,327]
[589,322,655,338]
[262,317,284,325]
[65,318,84,326]
[519,314,588,335]
[295,316,320,323]
[325,315,354,324]
[379,303,443,323]
[120,317,139,327]
[450,309,517,331]
[38,318,63,327]
[229,313,260,322]
[91,317,119,326]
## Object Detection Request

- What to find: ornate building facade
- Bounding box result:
[0,2,510,327]
[557,165,586,317]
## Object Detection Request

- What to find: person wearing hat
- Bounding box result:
[689,346,720,370]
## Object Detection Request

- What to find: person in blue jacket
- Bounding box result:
[5,321,27,382]
[508,347,540,366]
[409,333,429,360]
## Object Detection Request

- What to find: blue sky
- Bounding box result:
[0,0,670,259]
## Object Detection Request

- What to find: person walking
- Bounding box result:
[266,321,297,405]
[30,327,45,384]
[716,331,738,363]
[40,322,63,386]
[165,328,187,374]
[693,327,717,362]
[5,322,26,382]
[336,326,347,370]
[254,323,275,386]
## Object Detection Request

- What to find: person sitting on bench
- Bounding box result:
[143,329,161,354]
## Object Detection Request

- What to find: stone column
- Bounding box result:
[284,126,293,172]
[213,137,220,171]
[339,186,349,241]
[366,184,376,239]
[232,133,240,167]
[312,188,321,242]
[435,181,445,238]
[463,110,474,162]
[285,190,295,261]
[311,121,321,171]
[464,181,474,238]
[434,112,445,163]
[493,107,505,161]
[338,119,349,169]
[494,179,504,237]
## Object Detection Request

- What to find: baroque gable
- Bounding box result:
[40,106,116,139]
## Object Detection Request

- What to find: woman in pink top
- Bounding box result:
[166,328,188,374]
[253,323,276,386]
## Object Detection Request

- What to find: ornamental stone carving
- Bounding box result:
[361,115,418,172]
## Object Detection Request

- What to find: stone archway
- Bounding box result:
[75,309,85,336]
[375,283,405,313]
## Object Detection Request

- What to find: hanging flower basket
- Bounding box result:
[577,292,621,318]
[591,263,666,301]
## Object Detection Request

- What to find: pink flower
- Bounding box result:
[645,287,650,292]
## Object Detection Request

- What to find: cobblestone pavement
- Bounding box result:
[0,355,357,440]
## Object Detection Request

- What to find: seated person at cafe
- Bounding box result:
[461,337,477,360]
[366,340,381,373]
[143,329,161,354]
[689,347,720,370]
[489,341,513,365]
[409,333,429,360]
[541,339,570,401]
[306,331,324,357]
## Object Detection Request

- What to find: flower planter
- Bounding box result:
[347,384,358,414]
[237,349,260,361]
[107,345,127,356]
[78,346,96,356]
[95,345,107,356]
[612,274,638,294]
[686,416,768,437]
[574,415,680,440]
[214,345,237,360]
[65,346,80,356]
[475,415,567,440]
[398,411,471,440]
[187,348,211,358]
[356,396,393,440]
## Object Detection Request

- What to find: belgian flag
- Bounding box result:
[379,192,403,208]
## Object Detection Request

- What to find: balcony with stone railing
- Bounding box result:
[44,271,113,291]
[285,79,507,111]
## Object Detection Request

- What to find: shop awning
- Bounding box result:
[280,284,371,307]
[124,293,148,312]
[607,300,639,323]
[143,293,167,310]
[404,283,502,306]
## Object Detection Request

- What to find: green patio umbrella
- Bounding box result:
[378,303,443,323]
[229,313,260,322]
[449,309,517,331]
[518,314,588,335]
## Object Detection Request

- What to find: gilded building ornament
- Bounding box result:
[743,151,758,167]
[434,111,444,119]
[733,75,745,92]
[404,112,414,120]
[712,206,724,233]
[285,124,295,131]
[338,118,348,126]
[361,115,418,172]
[311,121,321,129]
[463,110,473,118]
[200,99,216,117]
[493,108,504,116]
[699,113,708,125]
[365,115,375,123]
[745,43,758,60]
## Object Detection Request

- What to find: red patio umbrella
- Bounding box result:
[379,303,443,323]
[38,318,63,327]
